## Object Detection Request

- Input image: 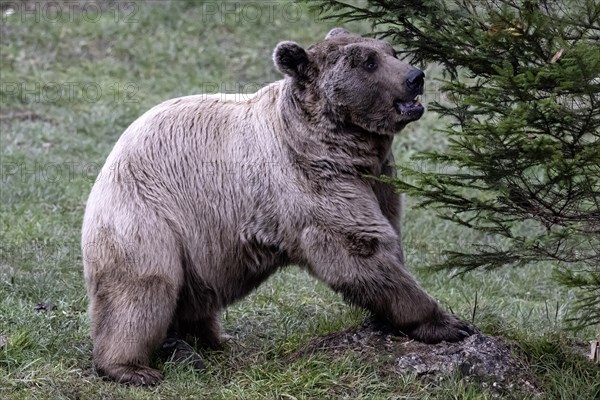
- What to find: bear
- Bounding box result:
[81,28,476,386]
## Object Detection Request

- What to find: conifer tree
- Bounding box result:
[311,0,600,329]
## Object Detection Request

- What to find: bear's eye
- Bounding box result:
[364,59,378,72]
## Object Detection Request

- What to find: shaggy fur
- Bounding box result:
[82,29,476,386]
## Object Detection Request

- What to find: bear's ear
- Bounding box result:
[325,28,351,40]
[273,41,310,79]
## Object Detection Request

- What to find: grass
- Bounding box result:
[1,1,598,399]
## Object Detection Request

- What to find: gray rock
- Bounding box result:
[395,334,538,393]
[290,325,540,395]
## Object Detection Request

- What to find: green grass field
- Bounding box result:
[1,1,598,399]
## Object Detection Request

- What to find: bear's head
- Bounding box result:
[273,28,425,135]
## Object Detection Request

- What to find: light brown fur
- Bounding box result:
[82,29,475,385]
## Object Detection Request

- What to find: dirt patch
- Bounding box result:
[0,110,56,124]
[289,320,540,395]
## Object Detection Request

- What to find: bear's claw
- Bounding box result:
[407,312,479,344]
[99,364,163,386]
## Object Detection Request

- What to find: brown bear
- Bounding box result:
[81,28,476,386]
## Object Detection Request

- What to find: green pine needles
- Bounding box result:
[311,0,600,328]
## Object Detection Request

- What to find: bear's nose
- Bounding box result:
[406,69,425,94]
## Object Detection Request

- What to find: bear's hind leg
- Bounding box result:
[159,273,223,369]
[160,313,222,370]
[90,274,179,386]
[160,334,206,370]
[171,267,224,350]
[177,313,224,350]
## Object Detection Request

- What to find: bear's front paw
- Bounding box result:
[407,312,478,344]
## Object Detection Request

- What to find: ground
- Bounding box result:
[290,320,540,396]
[0,1,598,399]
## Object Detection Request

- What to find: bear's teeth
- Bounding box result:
[414,96,421,104]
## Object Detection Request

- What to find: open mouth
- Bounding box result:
[394,96,424,120]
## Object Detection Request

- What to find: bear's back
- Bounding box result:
[86,81,295,239]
